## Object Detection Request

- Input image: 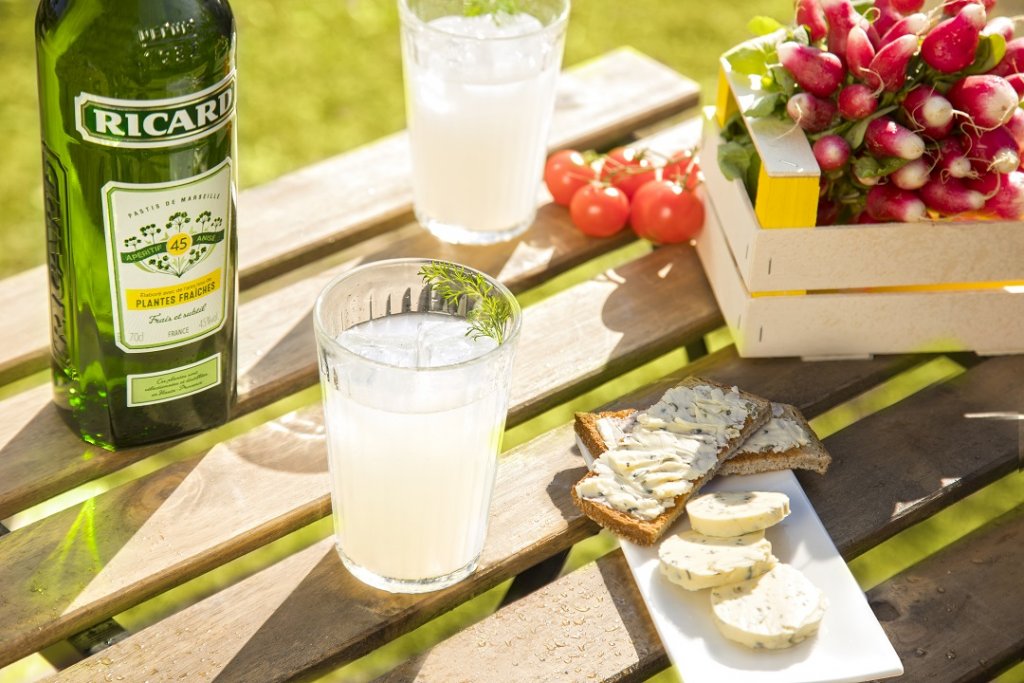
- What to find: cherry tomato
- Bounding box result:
[544,149,596,206]
[601,146,656,199]
[569,184,630,237]
[660,150,701,190]
[630,180,704,244]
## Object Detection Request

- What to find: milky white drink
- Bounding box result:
[400,1,569,244]
[314,259,521,593]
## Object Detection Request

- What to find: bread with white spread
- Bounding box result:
[577,401,830,479]
[570,377,771,546]
[725,402,831,476]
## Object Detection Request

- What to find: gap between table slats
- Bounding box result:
[0,117,704,522]
[0,241,721,669]
[47,348,921,682]
[0,48,699,388]
[378,354,1024,683]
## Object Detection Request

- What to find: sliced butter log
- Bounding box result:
[685,491,790,538]
[725,403,831,476]
[570,377,771,546]
[710,563,827,650]
[659,529,777,591]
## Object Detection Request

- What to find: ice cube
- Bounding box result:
[416,315,497,368]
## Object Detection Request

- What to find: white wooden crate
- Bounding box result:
[696,111,1024,359]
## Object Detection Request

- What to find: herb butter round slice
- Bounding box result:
[685,491,790,538]
[658,529,777,591]
[710,563,827,650]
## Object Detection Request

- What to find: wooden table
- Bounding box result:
[0,49,1021,683]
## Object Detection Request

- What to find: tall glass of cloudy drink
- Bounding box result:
[399,0,569,244]
[314,258,521,593]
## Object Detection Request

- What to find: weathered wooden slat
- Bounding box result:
[0,118,705,522]
[0,48,700,388]
[799,354,1023,559]
[384,355,1024,682]
[0,243,720,669]
[399,506,1024,683]
[867,505,1024,683]
[380,551,662,683]
[48,350,917,682]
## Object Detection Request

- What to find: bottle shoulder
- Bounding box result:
[37,0,235,100]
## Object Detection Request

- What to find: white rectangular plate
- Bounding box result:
[577,437,904,683]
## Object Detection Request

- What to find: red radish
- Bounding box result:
[901,86,955,139]
[1005,108,1024,153]
[872,0,903,40]
[777,42,845,98]
[982,16,1015,43]
[816,199,840,225]
[943,0,996,15]
[838,84,880,119]
[855,211,880,223]
[787,93,838,132]
[970,171,1024,218]
[846,27,876,82]
[796,0,829,43]
[888,0,924,12]
[934,137,974,178]
[963,125,1021,174]
[1005,73,1024,97]
[813,134,852,170]
[865,117,926,159]
[921,3,986,74]
[880,13,929,46]
[891,158,932,190]
[990,37,1024,77]
[866,184,928,222]
[921,176,986,213]
[868,34,919,91]
[947,75,1020,128]
[822,0,868,62]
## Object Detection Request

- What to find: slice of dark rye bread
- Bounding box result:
[578,402,831,477]
[569,377,772,546]
[725,402,831,475]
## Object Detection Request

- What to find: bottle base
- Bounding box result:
[335,544,479,594]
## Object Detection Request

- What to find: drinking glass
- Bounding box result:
[399,0,570,244]
[313,258,521,593]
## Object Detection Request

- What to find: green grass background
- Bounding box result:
[2,1,1023,681]
[0,0,792,277]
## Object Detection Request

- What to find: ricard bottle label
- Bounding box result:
[75,72,235,149]
[91,78,235,406]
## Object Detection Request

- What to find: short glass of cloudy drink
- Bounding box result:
[398,0,570,244]
[313,258,521,593]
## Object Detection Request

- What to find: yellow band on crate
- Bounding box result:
[749,280,1024,297]
[715,67,738,128]
[754,167,818,229]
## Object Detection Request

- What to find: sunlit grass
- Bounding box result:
[0,369,48,403]
[0,655,56,683]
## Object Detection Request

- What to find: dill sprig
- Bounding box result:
[463,0,519,18]
[419,261,514,344]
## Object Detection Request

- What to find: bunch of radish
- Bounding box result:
[745,0,1024,223]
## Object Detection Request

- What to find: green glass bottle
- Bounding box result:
[36,0,237,449]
